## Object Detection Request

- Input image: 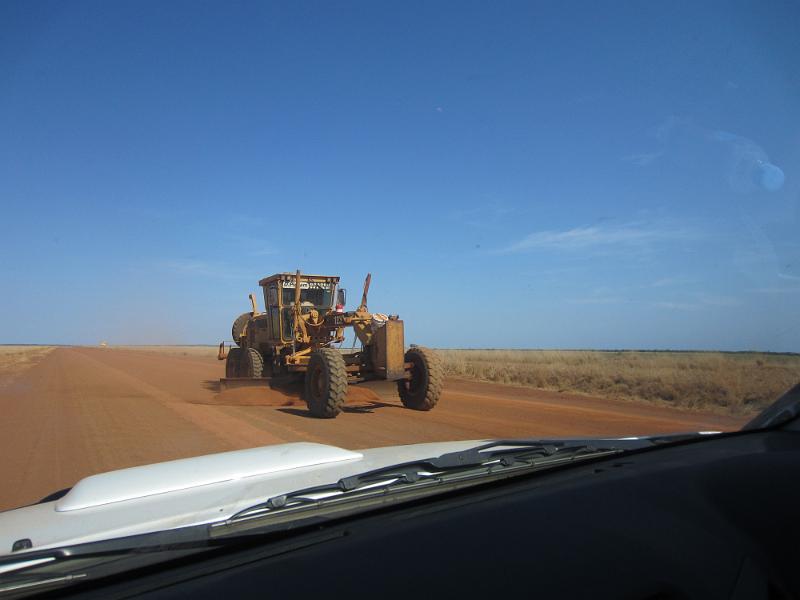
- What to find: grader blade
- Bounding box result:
[218,377,272,391]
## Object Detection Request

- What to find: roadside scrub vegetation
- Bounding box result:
[438,350,800,416]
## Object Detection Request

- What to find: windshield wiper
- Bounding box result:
[210,440,630,538]
[0,545,213,598]
[0,525,216,595]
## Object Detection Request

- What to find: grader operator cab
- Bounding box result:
[219,271,443,418]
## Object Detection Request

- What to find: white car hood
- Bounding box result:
[0,440,489,557]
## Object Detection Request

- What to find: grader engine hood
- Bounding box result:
[370,318,406,380]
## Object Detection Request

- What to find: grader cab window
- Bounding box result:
[265,285,280,341]
[280,286,333,308]
[266,286,278,307]
[281,307,294,341]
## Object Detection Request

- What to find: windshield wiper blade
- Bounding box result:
[0,524,215,587]
[339,439,632,491]
[213,440,625,537]
[425,439,606,468]
[0,545,214,598]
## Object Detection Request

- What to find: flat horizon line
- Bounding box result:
[2,344,798,356]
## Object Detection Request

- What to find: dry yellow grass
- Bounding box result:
[439,350,800,416]
[0,346,54,381]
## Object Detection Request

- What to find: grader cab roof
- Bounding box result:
[258,273,340,287]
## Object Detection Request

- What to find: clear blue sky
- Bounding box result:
[2,1,798,350]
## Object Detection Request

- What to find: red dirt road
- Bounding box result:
[0,347,746,511]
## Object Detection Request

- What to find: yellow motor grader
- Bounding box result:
[218,271,443,418]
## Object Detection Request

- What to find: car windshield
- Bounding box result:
[0,0,798,568]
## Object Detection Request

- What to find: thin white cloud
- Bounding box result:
[653,301,701,311]
[650,276,692,288]
[653,294,742,311]
[159,259,251,280]
[750,286,800,295]
[778,272,800,282]
[567,297,625,305]
[247,247,278,257]
[229,234,278,258]
[653,115,689,142]
[621,152,661,167]
[569,91,607,105]
[450,203,517,228]
[501,223,686,254]
[696,294,741,307]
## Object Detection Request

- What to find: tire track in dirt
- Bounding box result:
[66,348,287,448]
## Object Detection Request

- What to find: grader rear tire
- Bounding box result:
[226,347,243,378]
[232,312,252,346]
[242,348,264,378]
[305,348,348,418]
[398,346,443,411]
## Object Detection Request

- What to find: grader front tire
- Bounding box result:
[242,348,264,378]
[305,349,348,418]
[398,347,443,411]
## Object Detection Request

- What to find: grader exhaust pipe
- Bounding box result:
[293,269,302,353]
[359,273,371,311]
[294,269,302,309]
[292,269,310,346]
